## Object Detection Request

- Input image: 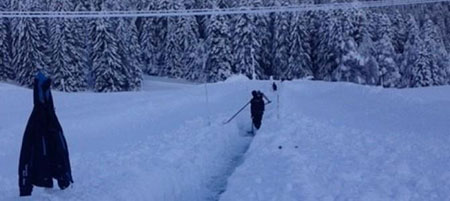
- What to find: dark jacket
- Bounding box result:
[18,74,73,196]
[250,94,265,117]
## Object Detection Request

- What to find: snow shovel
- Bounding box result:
[223,101,251,125]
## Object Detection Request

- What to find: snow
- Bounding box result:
[1,78,450,200]
[220,81,450,201]
[223,74,250,83]
[141,76,197,91]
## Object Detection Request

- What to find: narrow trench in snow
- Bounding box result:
[208,131,254,201]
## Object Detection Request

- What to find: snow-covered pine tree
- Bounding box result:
[0,4,12,81]
[163,1,184,78]
[73,1,91,88]
[205,14,233,82]
[48,0,88,92]
[208,0,231,8]
[400,15,422,88]
[37,0,52,73]
[72,0,92,11]
[186,39,207,82]
[115,1,143,91]
[123,19,143,90]
[180,16,201,80]
[0,18,6,81]
[252,0,272,79]
[329,9,366,84]
[316,8,360,82]
[390,10,407,55]
[272,0,291,80]
[308,9,324,79]
[388,10,408,69]
[411,43,433,87]
[194,0,212,40]
[425,2,450,52]
[367,12,393,43]
[299,9,316,78]
[374,34,400,87]
[331,38,367,84]
[182,0,197,9]
[315,11,334,80]
[138,1,157,75]
[349,9,379,85]
[70,0,95,89]
[350,8,368,47]
[0,0,13,81]
[154,0,170,77]
[368,13,400,87]
[88,0,103,11]
[358,31,379,85]
[11,0,50,88]
[91,16,130,92]
[232,11,262,80]
[48,0,65,87]
[163,0,200,79]
[407,4,450,87]
[286,12,312,80]
[418,18,449,86]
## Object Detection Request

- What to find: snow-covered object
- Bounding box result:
[206,14,233,82]
[0,1,13,81]
[12,16,49,87]
[48,0,88,92]
[223,74,250,83]
[91,15,131,92]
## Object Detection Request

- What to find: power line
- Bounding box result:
[0,0,448,18]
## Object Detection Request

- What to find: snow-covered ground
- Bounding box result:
[1,77,449,201]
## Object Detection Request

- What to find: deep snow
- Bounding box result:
[221,81,450,201]
[1,78,450,201]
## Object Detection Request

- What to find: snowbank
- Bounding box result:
[223,74,251,83]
